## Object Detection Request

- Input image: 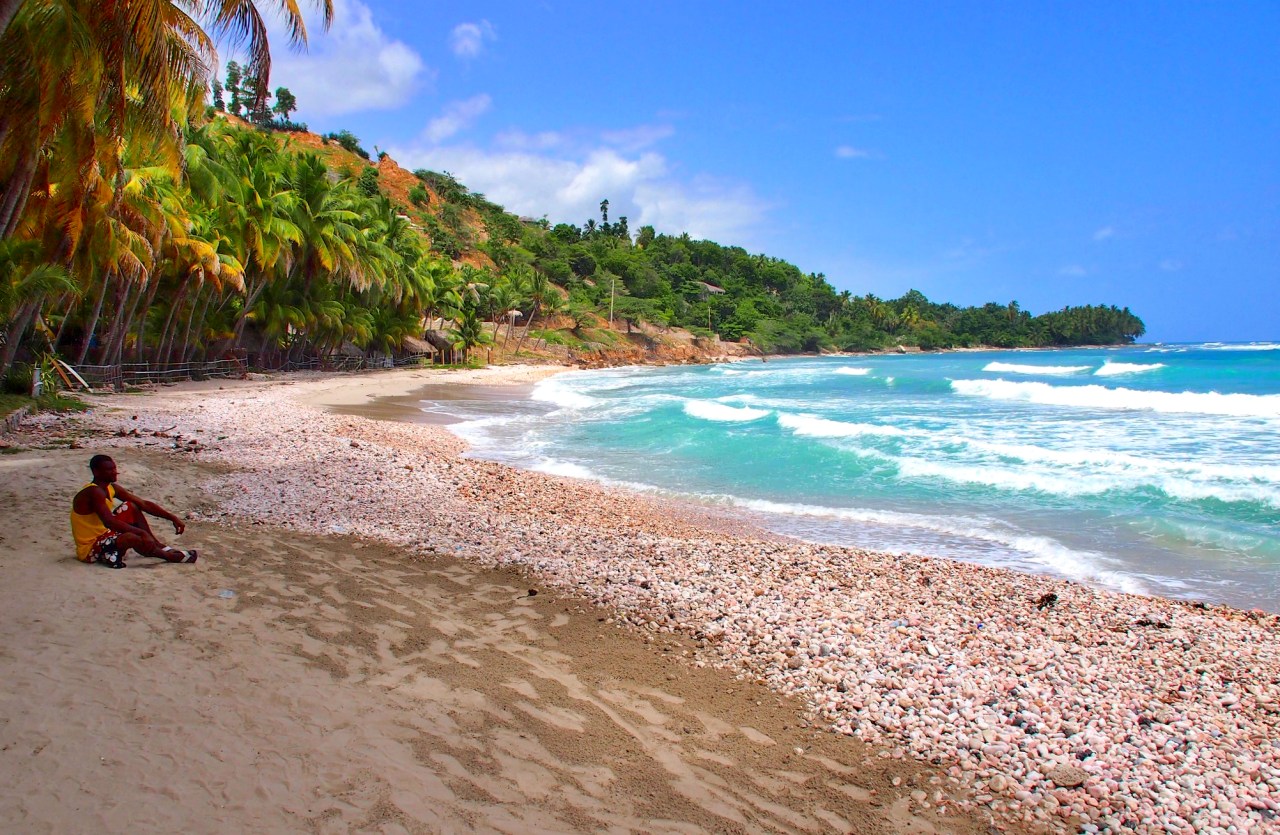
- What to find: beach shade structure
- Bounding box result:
[422,329,461,363]
[401,336,437,357]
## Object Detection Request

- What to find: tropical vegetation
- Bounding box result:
[0,0,1143,388]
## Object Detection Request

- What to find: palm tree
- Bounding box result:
[0,1,332,95]
[287,154,365,293]
[449,300,491,364]
[0,238,75,372]
[487,279,519,346]
[514,267,552,355]
[0,0,334,375]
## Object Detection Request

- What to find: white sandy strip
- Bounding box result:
[71,369,1280,833]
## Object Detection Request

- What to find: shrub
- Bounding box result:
[2,363,32,395]
[321,130,370,160]
[356,166,380,197]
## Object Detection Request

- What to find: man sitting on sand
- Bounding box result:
[70,455,197,569]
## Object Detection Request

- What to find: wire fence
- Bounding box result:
[71,352,439,390]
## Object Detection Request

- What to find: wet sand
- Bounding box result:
[329,382,541,426]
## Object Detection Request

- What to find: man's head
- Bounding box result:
[89,455,117,483]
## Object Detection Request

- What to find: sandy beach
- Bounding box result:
[4,364,1278,834]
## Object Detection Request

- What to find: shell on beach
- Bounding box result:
[70,375,1280,834]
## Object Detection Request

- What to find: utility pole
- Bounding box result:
[609,277,615,326]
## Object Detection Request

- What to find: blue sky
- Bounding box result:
[254,1,1279,342]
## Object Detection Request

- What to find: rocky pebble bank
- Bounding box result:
[60,382,1280,834]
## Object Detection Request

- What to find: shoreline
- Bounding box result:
[347,355,1270,616]
[13,364,1280,833]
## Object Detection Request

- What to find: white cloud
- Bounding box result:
[835,145,871,159]
[493,123,672,154]
[423,95,492,142]
[1058,264,1087,277]
[262,0,430,117]
[1093,226,1115,241]
[450,20,496,59]
[600,124,674,152]
[1159,259,1184,272]
[390,133,769,244]
[494,130,567,151]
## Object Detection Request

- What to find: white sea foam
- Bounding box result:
[983,361,1090,375]
[718,368,771,377]
[726,497,1148,594]
[531,378,599,410]
[1147,477,1280,510]
[890,454,1280,508]
[962,438,1280,484]
[1202,342,1280,352]
[894,458,1116,497]
[529,458,597,480]
[834,366,873,376]
[776,412,911,438]
[951,378,1280,417]
[683,400,771,422]
[1094,360,1165,376]
[444,415,508,446]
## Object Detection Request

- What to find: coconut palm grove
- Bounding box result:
[0,0,1145,390]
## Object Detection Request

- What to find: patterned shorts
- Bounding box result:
[89,532,125,568]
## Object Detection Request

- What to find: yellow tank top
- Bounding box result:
[70,483,117,560]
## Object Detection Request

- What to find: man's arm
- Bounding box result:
[90,487,146,535]
[113,485,186,535]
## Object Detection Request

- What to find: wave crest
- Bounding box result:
[531,378,598,410]
[776,412,910,437]
[951,379,1280,417]
[684,400,771,422]
[983,361,1090,375]
[1094,361,1165,376]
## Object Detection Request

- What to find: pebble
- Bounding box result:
[68,372,1280,835]
[1047,764,1090,788]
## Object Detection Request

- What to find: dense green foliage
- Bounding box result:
[0,1,1142,383]
[429,193,1145,352]
[322,130,371,160]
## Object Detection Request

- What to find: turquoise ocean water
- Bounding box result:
[436,344,1280,612]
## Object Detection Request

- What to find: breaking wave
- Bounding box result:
[983,361,1090,375]
[951,379,1280,418]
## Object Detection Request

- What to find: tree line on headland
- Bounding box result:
[0,0,1144,388]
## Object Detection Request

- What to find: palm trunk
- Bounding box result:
[0,0,24,44]
[51,294,75,352]
[156,284,188,365]
[183,289,214,363]
[131,275,162,362]
[95,278,131,367]
[103,281,142,367]
[74,273,112,366]
[176,290,198,364]
[232,275,269,348]
[112,280,146,366]
[513,302,540,355]
[0,296,40,377]
[0,153,36,240]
